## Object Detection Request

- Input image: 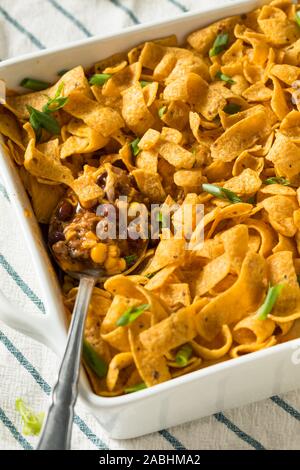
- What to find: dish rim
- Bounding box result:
[1,0,299,409]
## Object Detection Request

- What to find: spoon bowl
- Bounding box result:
[37,194,148,450]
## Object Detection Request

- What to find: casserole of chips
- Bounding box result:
[1,0,300,397]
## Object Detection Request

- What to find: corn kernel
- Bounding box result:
[118,258,127,272]
[85,231,98,241]
[82,239,97,249]
[104,256,120,272]
[108,244,120,258]
[64,229,76,242]
[90,243,107,264]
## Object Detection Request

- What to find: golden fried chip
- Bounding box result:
[267,251,298,288]
[242,82,272,102]
[142,238,186,276]
[187,16,238,54]
[262,194,298,237]
[64,91,124,137]
[158,141,195,169]
[211,109,267,162]
[102,62,142,97]
[19,167,65,223]
[196,252,267,340]
[24,126,74,186]
[128,314,171,387]
[140,304,197,355]
[270,76,290,120]
[220,224,249,274]
[245,219,276,257]
[121,83,154,135]
[223,168,262,195]
[60,120,108,158]
[191,325,232,360]
[229,336,276,358]
[194,253,230,296]
[0,108,24,149]
[6,66,91,119]
[258,5,299,46]
[132,169,166,202]
[106,352,133,391]
[266,133,300,182]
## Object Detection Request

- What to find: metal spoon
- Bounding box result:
[37,200,147,450]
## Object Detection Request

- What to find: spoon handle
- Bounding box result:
[37,275,96,450]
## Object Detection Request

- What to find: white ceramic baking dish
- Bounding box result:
[1,0,300,440]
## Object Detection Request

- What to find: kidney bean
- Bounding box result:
[57,200,74,221]
[96,171,108,189]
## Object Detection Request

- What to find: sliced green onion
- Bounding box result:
[209,33,229,57]
[20,78,50,91]
[264,176,290,186]
[42,82,68,113]
[124,254,138,266]
[202,183,242,204]
[257,284,284,320]
[295,11,300,28]
[82,340,108,378]
[175,344,193,367]
[223,103,241,115]
[26,105,61,136]
[140,80,152,88]
[15,398,44,436]
[89,73,112,86]
[130,137,141,157]
[158,105,167,119]
[116,304,150,327]
[26,84,68,138]
[124,382,147,394]
[215,71,235,85]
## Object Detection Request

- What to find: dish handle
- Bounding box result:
[0,288,59,352]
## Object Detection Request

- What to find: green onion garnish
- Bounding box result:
[15,398,44,436]
[26,105,61,137]
[158,105,167,119]
[257,284,284,320]
[209,33,229,57]
[124,382,147,394]
[130,137,141,157]
[26,83,68,138]
[175,344,193,367]
[124,254,138,266]
[20,78,50,91]
[223,103,241,114]
[82,340,108,378]
[215,71,235,85]
[202,183,242,204]
[140,80,152,88]
[295,11,300,27]
[42,83,68,113]
[264,177,290,186]
[116,304,150,327]
[89,73,112,86]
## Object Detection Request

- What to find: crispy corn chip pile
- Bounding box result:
[2,0,300,396]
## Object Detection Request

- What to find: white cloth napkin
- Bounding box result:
[1,0,300,450]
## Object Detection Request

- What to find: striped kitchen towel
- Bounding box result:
[0,0,300,450]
